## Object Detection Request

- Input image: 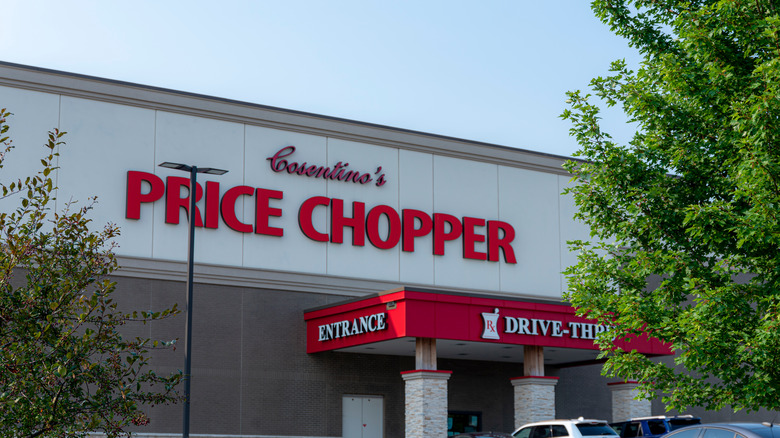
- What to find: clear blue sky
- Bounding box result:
[0,1,640,158]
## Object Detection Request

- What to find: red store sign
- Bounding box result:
[304,288,672,355]
[126,165,518,263]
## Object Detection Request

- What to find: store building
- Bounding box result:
[0,61,762,438]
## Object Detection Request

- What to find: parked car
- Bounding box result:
[453,433,514,438]
[663,423,780,438]
[611,415,702,438]
[513,418,619,438]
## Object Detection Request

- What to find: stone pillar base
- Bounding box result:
[511,376,559,429]
[609,381,651,422]
[402,370,452,438]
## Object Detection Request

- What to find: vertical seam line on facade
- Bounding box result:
[431,154,435,284]
[396,148,400,282]
[147,111,156,340]
[241,123,246,267]
[557,175,564,293]
[55,94,62,213]
[496,164,501,291]
[151,111,157,259]
[325,137,329,275]
[239,124,246,434]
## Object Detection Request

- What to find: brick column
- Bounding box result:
[401,370,452,438]
[609,381,651,422]
[511,376,558,429]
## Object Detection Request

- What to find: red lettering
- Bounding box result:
[204,181,220,229]
[366,205,401,250]
[462,217,487,260]
[298,196,330,242]
[433,213,462,256]
[293,163,309,175]
[315,167,329,178]
[126,171,164,219]
[265,147,387,186]
[267,146,295,172]
[329,162,346,180]
[488,221,517,264]
[402,209,432,252]
[331,199,365,246]
[165,176,203,226]
[220,185,254,233]
[125,168,519,265]
[255,188,284,236]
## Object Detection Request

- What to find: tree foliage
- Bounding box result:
[0,108,182,437]
[562,0,780,413]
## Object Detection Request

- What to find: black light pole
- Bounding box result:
[158,162,228,438]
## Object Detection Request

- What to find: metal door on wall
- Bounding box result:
[343,395,383,438]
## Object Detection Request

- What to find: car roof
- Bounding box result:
[700,423,778,431]
[520,419,610,426]
[669,423,780,438]
[453,433,514,438]
[612,415,701,424]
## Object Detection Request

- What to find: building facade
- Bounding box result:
[0,62,770,438]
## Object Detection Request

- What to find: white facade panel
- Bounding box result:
[243,125,328,274]
[152,111,245,266]
[0,86,60,219]
[58,96,157,258]
[325,137,400,282]
[558,175,591,293]
[498,165,561,298]
[398,149,434,285]
[432,156,500,291]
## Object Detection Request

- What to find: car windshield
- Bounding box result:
[647,420,668,435]
[576,424,619,436]
[669,419,701,431]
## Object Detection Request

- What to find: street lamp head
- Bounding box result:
[198,167,229,175]
[158,162,228,175]
[158,162,192,171]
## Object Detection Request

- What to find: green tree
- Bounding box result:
[562,1,780,413]
[0,108,182,437]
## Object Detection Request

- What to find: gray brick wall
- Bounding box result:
[550,363,613,421]
[115,277,410,438]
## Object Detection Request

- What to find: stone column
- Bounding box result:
[401,370,452,438]
[511,376,559,429]
[609,381,651,422]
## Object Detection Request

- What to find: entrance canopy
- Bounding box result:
[304,288,671,365]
